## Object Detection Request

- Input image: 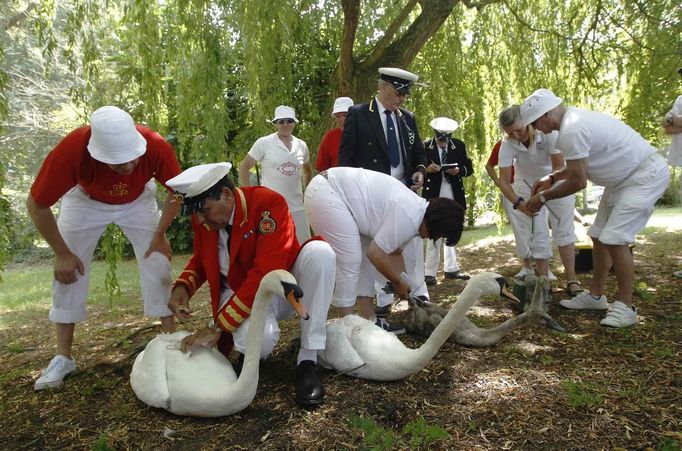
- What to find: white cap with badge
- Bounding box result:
[166,162,232,216]
[429,117,459,139]
[520,88,563,126]
[378,67,419,95]
[87,106,147,165]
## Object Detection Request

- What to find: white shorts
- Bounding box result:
[50,182,173,323]
[231,240,335,358]
[589,154,669,245]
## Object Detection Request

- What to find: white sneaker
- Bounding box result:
[34,355,77,390]
[515,266,534,279]
[547,270,558,282]
[559,291,609,310]
[600,301,638,327]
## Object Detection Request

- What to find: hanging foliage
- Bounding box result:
[1,0,680,287]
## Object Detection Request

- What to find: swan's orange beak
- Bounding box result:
[282,281,309,320]
[501,285,521,303]
[496,277,521,303]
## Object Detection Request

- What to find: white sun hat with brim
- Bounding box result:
[87,106,147,165]
[166,162,233,216]
[271,105,299,124]
[520,88,563,126]
[429,117,459,138]
[331,97,354,116]
[378,67,419,95]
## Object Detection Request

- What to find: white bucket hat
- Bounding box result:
[331,97,354,116]
[520,89,563,125]
[271,105,299,124]
[87,106,147,164]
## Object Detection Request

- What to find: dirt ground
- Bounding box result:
[1,227,680,450]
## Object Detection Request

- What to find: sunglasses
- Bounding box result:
[276,118,296,124]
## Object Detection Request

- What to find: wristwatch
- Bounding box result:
[538,191,547,204]
[208,319,222,334]
[667,115,674,125]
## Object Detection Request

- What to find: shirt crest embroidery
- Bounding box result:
[278,161,299,176]
[258,211,276,235]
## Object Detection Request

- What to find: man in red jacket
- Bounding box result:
[166,162,335,406]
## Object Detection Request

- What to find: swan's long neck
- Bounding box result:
[411,284,485,367]
[217,278,278,411]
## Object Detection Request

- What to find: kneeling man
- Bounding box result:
[166,163,335,406]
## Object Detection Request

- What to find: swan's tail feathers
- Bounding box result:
[283,281,309,320]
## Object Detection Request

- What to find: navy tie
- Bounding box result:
[384,110,400,168]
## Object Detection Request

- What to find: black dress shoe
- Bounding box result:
[374,304,391,318]
[295,360,324,406]
[424,276,436,286]
[444,271,470,280]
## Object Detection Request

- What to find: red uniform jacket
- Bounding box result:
[174,186,302,354]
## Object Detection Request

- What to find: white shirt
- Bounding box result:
[248,132,309,212]
[499,131,560,185]
[375,97,405,181]
[326,167,426,254]
[557,107,656,187]
[667,95,682,166]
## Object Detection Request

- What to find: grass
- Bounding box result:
[0,257,189,312]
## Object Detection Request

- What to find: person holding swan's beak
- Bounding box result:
[165,162,336,407]
[304,167,464,326]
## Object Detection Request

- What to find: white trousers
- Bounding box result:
[508,182,552,260]
[50,182,172,323]
[232,240,335,358]
[589,154,669,245]
[545,183,576,247]
[290,209,311,244]
[424,239,459,276]
[304,176,427,307]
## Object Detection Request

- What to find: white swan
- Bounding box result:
[130,269,305,417]
[317,272,519,381]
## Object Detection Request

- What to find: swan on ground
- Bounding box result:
[406,274,554,346]
[318,272,524,381]
[130,269,304,417]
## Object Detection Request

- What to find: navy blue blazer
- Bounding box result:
[338,97,427,185]
[422,137,473,209]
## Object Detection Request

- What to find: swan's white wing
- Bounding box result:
[130,332,191,408]
[166,346,237,417]
[319,317,365,373]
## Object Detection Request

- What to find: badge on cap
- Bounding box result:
[258,211,277,235]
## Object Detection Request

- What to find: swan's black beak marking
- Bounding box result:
[281,281,309,320]
[496,276,521,303]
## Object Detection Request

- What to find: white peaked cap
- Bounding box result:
[166,163,232,198]
[429,117,459,134]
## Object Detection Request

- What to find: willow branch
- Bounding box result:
[365,0,420,67]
